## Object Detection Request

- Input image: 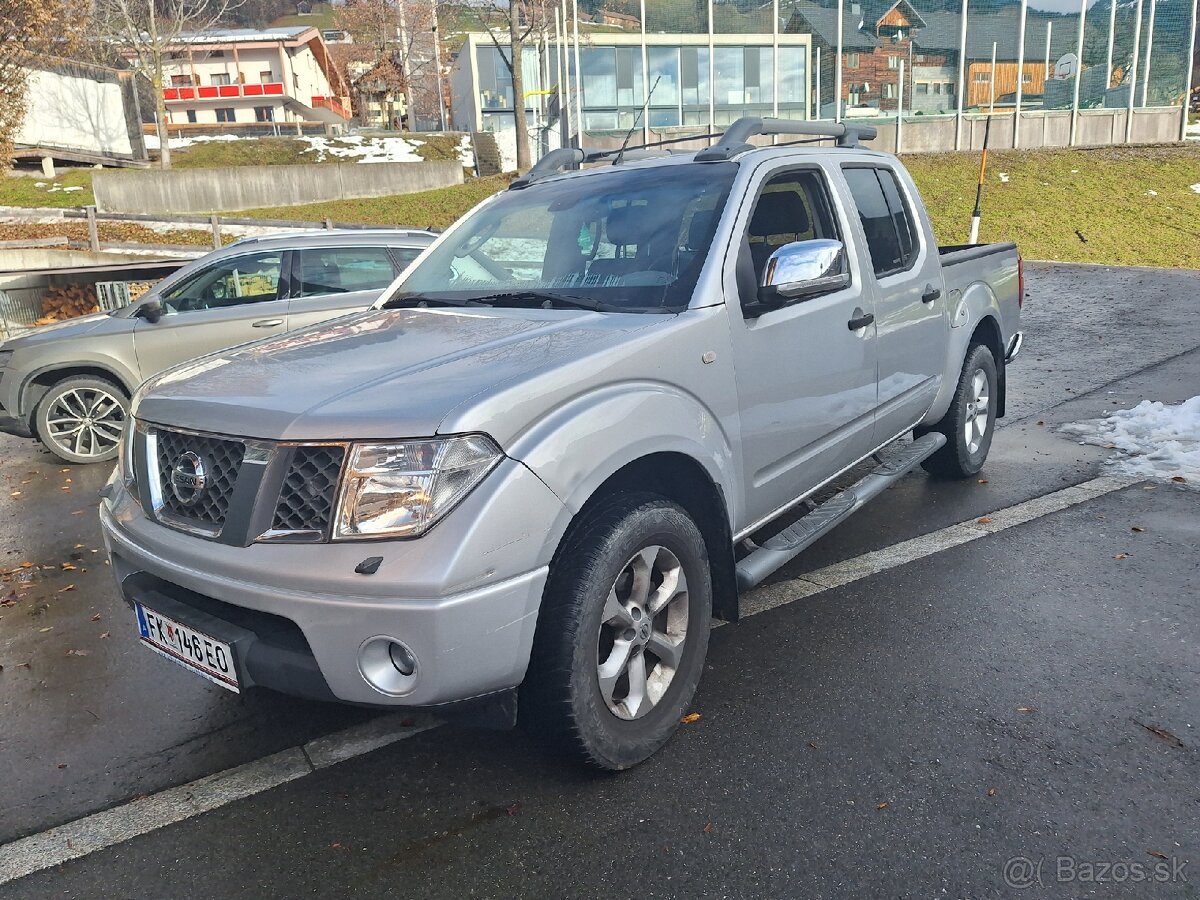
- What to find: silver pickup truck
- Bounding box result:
[100,118,1022,770]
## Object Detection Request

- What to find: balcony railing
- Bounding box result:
[163,82,285,102]
[311,95,351,119]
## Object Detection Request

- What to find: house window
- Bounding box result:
[186,109,197,123]
[254,106,274,122]
[260,70,273,83]
[883,83,895,99]
[933,82,942,94]
[944,82,955,95]
[846,52,860,68]
[208,50,224,58]
[211,73,231,86]
[171,74,193,86]
[1022,73,1033,84]
[215,107,236,123]
[915,82,929,95]
[974,71,990,82]
[293,74,300,89]
[887,55,899,69]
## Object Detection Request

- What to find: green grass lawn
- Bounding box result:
[0,170,95,208]
[237,174,513,231]
[904,143,1200,269]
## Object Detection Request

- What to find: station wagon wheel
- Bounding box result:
[521,494,712,770]
[35,376,129,465]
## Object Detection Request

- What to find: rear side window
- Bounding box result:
[391,247,423,271]
[841,166,918,278]
[294,247,397,297]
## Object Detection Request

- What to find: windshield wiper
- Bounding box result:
[464,291,623,312]
[380,293,478,309]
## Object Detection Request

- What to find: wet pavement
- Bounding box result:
[0,262,1198,895]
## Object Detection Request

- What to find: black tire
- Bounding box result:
[520,493,712,770]
[918,342,998,479]
[34,375,129,465]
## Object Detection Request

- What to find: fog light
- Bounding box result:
[358,636,419,696]
[388,641,416,676]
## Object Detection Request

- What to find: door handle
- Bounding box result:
[252,318,284,328]
[921,284,942,304]
[847,313,875,331]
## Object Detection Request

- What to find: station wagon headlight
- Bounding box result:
[333,435,502,540]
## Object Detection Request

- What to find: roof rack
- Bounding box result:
[693,117,877,161]
[508,117,876,188]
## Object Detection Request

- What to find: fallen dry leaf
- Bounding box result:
[976,516,993,524]
[9,491,20,498]
[56,763,67,769]
[1113,553,1128,560]
[680,712,702,724]
[1131,526,1145,533]
[62,563,77,571]
[19,562,33,569]
[876,802,889,810]
[1134,720,1184,749]
[506,802,522,817]
[1170,475,1187,483]
[987,787,997,797]
[1016,706,1037,713]
[977,479,989,484]
[100,632,110,639]
[38,626,52,633]
[1147,850,1168,860]
[702,822,714,834]
[807,741,818,750]
[65,649,89,657]
[59,584,76,593]
[91,613,101,621]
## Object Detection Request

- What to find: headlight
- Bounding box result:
[333,435,502,540]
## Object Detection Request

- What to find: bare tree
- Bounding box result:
[92,0,244,169]
[336,0,436,130]
[454,0,552,170]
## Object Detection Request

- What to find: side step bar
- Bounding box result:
[735,432,947,591]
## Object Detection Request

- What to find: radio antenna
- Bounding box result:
[615,75,662,165]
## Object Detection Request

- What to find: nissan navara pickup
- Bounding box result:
[100,119,1023,770]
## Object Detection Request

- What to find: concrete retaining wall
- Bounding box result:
[93,160,464,214]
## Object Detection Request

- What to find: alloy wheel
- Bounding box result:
[44,387,126,460]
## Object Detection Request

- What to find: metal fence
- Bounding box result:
[0,287,45,340]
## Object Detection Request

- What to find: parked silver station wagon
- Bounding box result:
[0,229,435,463]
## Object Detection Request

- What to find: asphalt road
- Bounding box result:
[0,262,1197,896]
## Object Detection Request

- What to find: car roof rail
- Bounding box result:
[694,117,877,161]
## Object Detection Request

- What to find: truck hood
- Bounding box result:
[136,307,665,442]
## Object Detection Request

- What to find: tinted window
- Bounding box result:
[842,167,917,277]
[746,169,841,284]
[161,252,283,313]
[391,247,423,270]
[295,247,397,297]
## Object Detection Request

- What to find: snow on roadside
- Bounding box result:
[1061,397,1200,485]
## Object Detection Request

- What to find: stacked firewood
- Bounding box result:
[37,285,100,325]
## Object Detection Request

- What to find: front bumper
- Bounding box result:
[99,458,566,707]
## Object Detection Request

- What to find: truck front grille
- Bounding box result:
[271,445,345,536]
[152,428,245,534]
[140,424,346,544]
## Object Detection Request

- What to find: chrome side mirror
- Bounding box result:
[759,239,849,304]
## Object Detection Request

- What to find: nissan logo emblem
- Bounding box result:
[169,451,209,505]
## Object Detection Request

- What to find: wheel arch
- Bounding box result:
[968,314,1005,418]
[21,364,133,436]
[549,452,739,623]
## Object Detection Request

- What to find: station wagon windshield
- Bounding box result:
[390,162,738,312]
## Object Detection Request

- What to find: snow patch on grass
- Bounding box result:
[1061,397,1200,485]
[299,135,425,163]
[143,134,241,150]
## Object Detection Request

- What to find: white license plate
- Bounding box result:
[135,602,240,692]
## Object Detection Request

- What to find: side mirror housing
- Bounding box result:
[757,239,849,307]
[136,300,164,324]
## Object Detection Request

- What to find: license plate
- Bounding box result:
[135,602,239,693]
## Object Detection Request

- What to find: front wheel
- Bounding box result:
[521,495,712,770]
[918,342,998,479]
[34,376,129,464]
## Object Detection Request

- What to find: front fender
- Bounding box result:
[505,381,739,530]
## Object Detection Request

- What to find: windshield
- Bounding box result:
[391,162,737,312]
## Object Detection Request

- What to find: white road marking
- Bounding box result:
[0,474,1138,885]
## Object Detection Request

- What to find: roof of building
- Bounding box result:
[784,0,1082,59]
[174,26,316,44]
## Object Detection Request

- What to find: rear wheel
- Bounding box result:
[34,376,129,464]
[521,495,712,770]
[918,342,997,479]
